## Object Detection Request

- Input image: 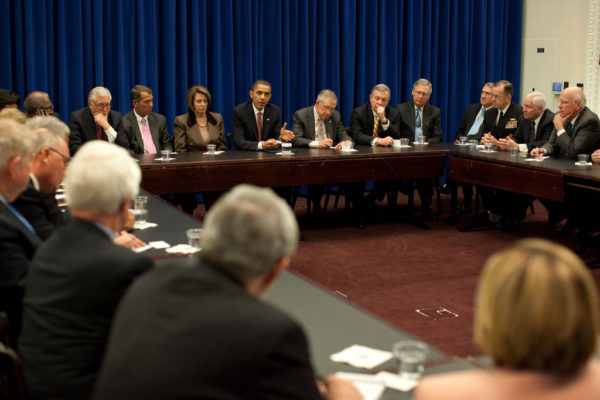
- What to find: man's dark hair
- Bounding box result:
[130,85,153,102]
[252,80,271,91]
[0,89,21,110]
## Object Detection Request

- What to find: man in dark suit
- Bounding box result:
[19,141,153,400]
[497,91,554,152]
[350,83,402,146]
[531,87,600,231]
[12,117,71,240]
[93,184,359,400]
[232,80,294,151]
[122,85,172,154]
[477,80,523,143]
[397,79,442,219]
[452,82,494,212]
[0,120,40,345]
[68,86,130,155]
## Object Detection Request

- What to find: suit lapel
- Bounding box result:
[85,108,101,141]
[307,109,317,140]
[147,114,159,149]
[247,103,259,140]
[131,113,144,149]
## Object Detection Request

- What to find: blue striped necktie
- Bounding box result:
[5,202,36,233]
[467,107,485,136]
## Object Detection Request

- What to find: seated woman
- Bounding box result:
[415,238,600,400]
[172,86,226,214]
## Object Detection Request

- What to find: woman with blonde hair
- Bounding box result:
[416,238,600,399]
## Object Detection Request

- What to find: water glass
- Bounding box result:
[509,146,519,157]
[281,142,293,155]
[186,228,203,250]
[393,139,401,147]
[468,139,478,150]
[206,144,217,154]
[393,340,428,381]
[400,138,410,147]
[341,141,354,151]
[458,136,467,145]
[132,209,148,229]
[161,149,170,160]
[578,154,590,164]
[484,142,493,152]
[134,195,148,210]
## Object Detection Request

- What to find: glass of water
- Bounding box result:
[484,141,493,152]
[393,340,428,381]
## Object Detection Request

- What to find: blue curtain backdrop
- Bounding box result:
[0,0,523,143]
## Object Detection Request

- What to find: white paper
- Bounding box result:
[525,157,549,162]
[132,244,152,253]
[149,240,171,249]
[375,371,419,392]
[334,372,385,400]
[203,151,225,155]
[330,344,393,369]
[166,244,201,254]
[134,222,158,230]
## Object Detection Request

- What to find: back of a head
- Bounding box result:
[201,184,299,282]
[0,108,27,124]
[0,89,21,110]
[474,238,599,375]
[65,141,140,215]
[26,116,70,153]
[0,119,35,170]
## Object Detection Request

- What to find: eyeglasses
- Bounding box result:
[49,147,71,165]
[39,106,54,112]
[91,100,111,109]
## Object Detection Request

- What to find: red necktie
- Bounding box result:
[96,125,103,140]
[257,111,262,142]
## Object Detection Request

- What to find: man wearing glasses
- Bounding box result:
[68,86,129,155]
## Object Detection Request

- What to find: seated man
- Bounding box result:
[122,85,172,154]
[232,79,294,151]
[397,78,442,219]
[19,141,153,400]
[0,89,20,111]
[0,120,39,345]
[68,86,130,155]
[93,185,360,400]
[12,117,71,239]
[477,80,523,143]
[23,91,59,118]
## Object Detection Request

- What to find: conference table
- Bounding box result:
[142,194,476,399]
[136,145,450,194]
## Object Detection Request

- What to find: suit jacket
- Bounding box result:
[454,103,484,140]
[513,109,555,151]
[349,102,402,145]
[0,200,42,345]
[232,101,282,150]
[396,101,442,143]
[68,107,130,155]
[93,258,322,400]
[19,218,152,400]
[173,112,226,152]
[12,179,69,241]
[291,106,352,147]
[122,110,172,154]
[476,102,523,140]
[541,107,600,159]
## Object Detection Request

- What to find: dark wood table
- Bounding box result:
[137,145,450,194]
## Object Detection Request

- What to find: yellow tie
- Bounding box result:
[373,115,380,137]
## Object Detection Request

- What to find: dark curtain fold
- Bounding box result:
[0,0,522,143]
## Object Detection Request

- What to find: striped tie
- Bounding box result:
[372,115,380,137]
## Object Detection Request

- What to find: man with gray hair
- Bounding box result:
[497,91,554,153]
[0,119,40,345]
[397,79,442,219]
[93,184,361,400]
[23,91,58,118]
[19,141,153,400]
[122,84,172,154]
[350,83,401,145]
[68,86,130,155]
[12,116,71,239]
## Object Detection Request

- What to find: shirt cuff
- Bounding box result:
[371,138,378,146]
[257,141,263,150]
[556,129,565,137]
[308,141,319,148]
[381,120,390,131]
[518,143,528,152]
[105,127,117,143]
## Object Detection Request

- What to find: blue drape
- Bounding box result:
[0,0,522,143]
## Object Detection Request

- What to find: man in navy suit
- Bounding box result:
[477,80,523,143]
[396,79,442,219]
[232,80,294,151]
[68,86,130,155]
[0,119,40,345]
[122,85,172,154]
[93,184,360,400]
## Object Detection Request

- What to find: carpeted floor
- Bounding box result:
[286,191,600,357]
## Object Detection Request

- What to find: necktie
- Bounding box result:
[496,111,504,127]
[257,111,262,142]
[530,120,536,141]
[141,118,157,154]
[317,119,325,141]
[372,115,380,137]
[467,107,485,136]
[5,202,35,234]
[96,125,103,140]
[565,121,574,137]
[415,109,423,142]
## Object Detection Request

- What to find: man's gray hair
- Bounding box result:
[26,116,70,153]
[201,184,299,282]
[23,92,50,117]
[573,89,587,107]
[0,119,35,169]
[317,89,337,102]
[525,91,546,109]
[413,79,432,94]
[371,84,391,95]
[65,141,140,214]
[88,86,112,102]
